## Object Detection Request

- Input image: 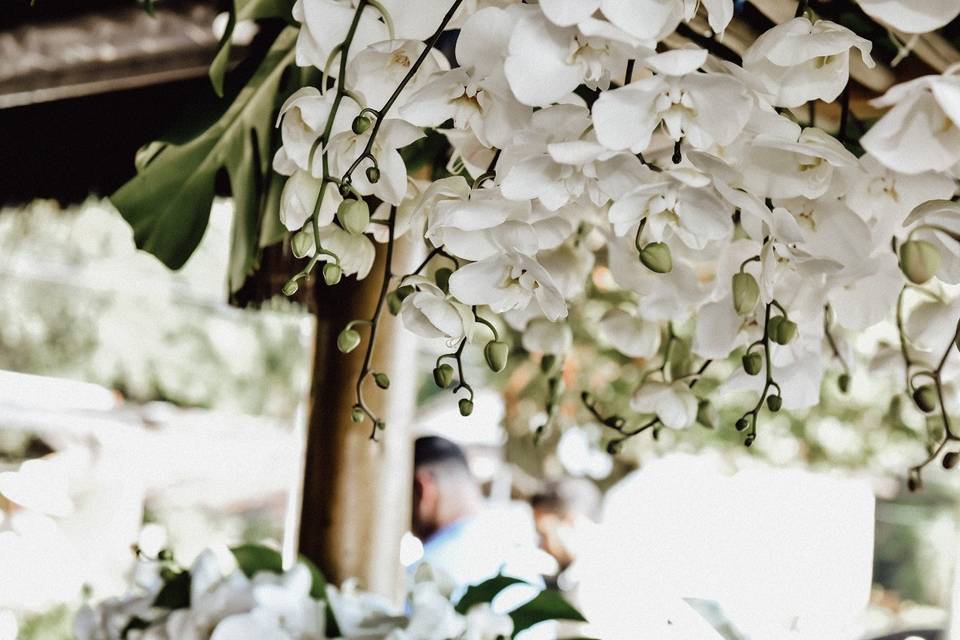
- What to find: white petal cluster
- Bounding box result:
[75,551,514,640]
[273,0,960,466]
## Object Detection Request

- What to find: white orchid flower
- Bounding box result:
[861,72,960,174]
[292,0,387,73]
[399,275,477,342]
[602,0,734,41]
[504,8,645,107]
[498,103,647,210]
[630,380,699,429]
[327,117,424,204]
[738,127,858,200]
[592,48,753,153]
[448,252,568,321]
[463,602,514,640]
[610,167,734,249]
[347,39,449,110]
[743,17,874,108]
[856,0,960,34]
[400,7,531,148]
[274,88,356,175]
[599,308,662,358]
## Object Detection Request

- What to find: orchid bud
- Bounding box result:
[732,272,760,316]
[433,363,455,388]
[604,415,626,429]
[291,230,313,259]
[373,372,390,389]
[899,239,940,284]
[458,398,473,417]
[365,166,381,183]
[913,384,937,413]
[337,199,370,235]
[770,316,798,345]
[434,267,453,294]
[351,406,364,423]
[639,242,672,273]
[735,417,749,431]
[484,341,509,373]
[282,278,299,296]
[323,263,342,286]
[766,394,782,412]
[943,451,960,470]
[541,354,557,374]
[696,399,717,429]
[838,373,851,393]
[387,291,403,315]
[337,328,361,353]
[742,351,763,376]
[352,115,372,134]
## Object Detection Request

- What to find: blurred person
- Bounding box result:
[530,479,600,590]
[410,436,548,623]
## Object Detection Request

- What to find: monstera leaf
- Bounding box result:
[111,27,297,292]
[209,0,295,97]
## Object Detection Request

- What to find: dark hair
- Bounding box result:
[414,435,469,470]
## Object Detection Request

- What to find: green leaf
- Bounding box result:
[111,27,297,291]
[455,575,527,615]
[210,0,296,97]
[231,543,284,577]
[153,570,191,610]
[509,590,586,637]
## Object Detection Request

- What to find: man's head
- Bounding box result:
[412,436,481,540]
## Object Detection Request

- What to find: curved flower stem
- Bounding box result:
[341,0,464,186]
[355,205,397,440]
[823,304,849,375]
[737,301,783,447]
[908,316,960,487]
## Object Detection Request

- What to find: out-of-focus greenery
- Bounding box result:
[0,198,312,419]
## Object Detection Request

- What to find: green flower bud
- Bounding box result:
[291,230,313,259]
[337,328,361,353]
[373,372,390,389]
[732,272,760,316]
[913,384,938,413]
[351,406,364,423]
[365,166,381,183]
[639,242,672,273]
[323,262,342,286]
[434,267,453,294]
[484,340,510,373]
[742,351,763,376]
[838,373,851,393]
[282,278,300,297]
[433,363,455,388]
[604,415,626,429]
[899,239,940,285]
[337,199,370,235]
[540,354,558,374]
[770,317,798,345]
[458,398,474,417]
[766,394,782,412]
[696,399,717,429]
[352,115,372,134]
[387,291,403,315]
[735,417,749,431]
[943,451,960,470]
